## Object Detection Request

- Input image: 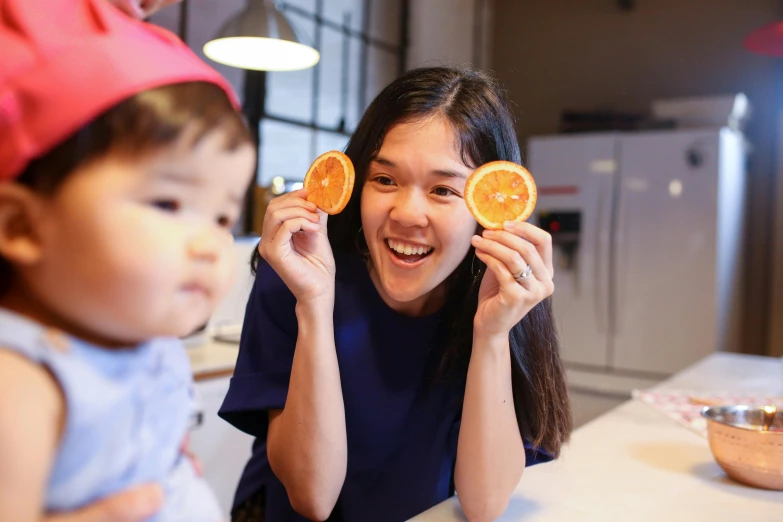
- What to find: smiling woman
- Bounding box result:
[221,66,571,522]
[360,116,476,316]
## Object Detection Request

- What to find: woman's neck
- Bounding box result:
[366,260,446,317]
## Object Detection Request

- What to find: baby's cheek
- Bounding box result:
[213,254,237,303]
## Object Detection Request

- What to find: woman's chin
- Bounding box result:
[384,285,422,305]
[378,276,446,315]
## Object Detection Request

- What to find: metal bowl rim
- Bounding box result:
[700,404,783,434]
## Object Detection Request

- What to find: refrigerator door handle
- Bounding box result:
[613,180,634,337]
[594,175,608,335]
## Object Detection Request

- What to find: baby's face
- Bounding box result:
[30,127,255,346]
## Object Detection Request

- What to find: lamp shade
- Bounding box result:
[204,0,320,71]
[744,21,783,57]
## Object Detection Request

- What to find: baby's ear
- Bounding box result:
[0,183,46,267]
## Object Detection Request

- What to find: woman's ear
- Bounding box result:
[0,183,46,267]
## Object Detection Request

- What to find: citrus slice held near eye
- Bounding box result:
[464,161,538,230]
[303,150,355,215]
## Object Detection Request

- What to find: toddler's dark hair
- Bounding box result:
[0,81,252,296]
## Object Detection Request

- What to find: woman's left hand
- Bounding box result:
[471,221,555,339]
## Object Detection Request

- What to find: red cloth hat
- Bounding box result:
[744,21,783,57]
[0,0,239,180]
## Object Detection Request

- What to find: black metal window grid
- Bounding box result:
[239,0,410,232]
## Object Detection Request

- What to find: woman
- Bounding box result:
[220,66,572,522]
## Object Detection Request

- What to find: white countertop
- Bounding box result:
[410,353,783,522]
[185,338,240,380]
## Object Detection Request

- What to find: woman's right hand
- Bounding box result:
[258,189,336,303]
[44,483,163,522]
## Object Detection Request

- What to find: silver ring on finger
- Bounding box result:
[513,264,533,283]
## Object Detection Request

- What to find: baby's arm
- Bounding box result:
[43,484,163,522]
[0,350,65,522]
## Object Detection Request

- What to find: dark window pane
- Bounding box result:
[315,130,350,157]
[316,25,345,128]
[266,10,317,121]
[259,120,314,184]
[262,0,402,146]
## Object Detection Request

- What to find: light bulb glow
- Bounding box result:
[669,179,683,198]
[204,37,320,71]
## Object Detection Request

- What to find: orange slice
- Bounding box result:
[303,150,355,215]
[464,161,537,230]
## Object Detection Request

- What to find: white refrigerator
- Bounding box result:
[528,128,746,381]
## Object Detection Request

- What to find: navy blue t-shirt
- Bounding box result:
[219,253,551,522]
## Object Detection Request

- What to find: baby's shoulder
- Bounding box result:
[0,308,60,364]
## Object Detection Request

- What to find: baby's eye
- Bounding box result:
[150,199,181,212]
[433,186,457,197]
[373,175,395,186]
[216,215,233,229]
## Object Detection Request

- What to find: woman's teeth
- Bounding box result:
[387,239,433,256]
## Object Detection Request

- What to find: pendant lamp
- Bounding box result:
[204,0,320,71]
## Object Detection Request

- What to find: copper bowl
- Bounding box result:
[701,404,783,490]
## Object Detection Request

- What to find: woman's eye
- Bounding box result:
[433,186,456,197]
[373,175,395,186]
[150,199,181,212]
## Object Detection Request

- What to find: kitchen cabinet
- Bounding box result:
[190,376,254,518]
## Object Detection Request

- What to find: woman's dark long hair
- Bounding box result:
[254,66,571,456]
